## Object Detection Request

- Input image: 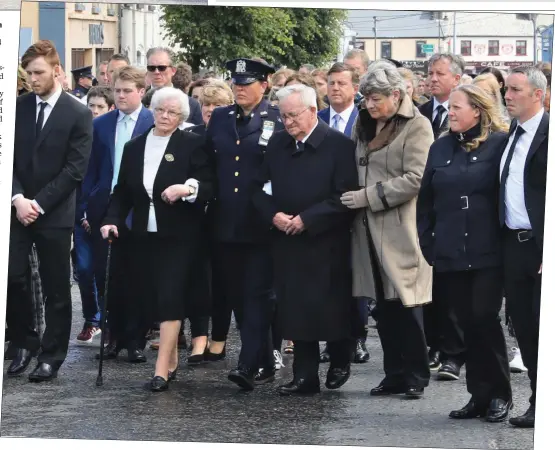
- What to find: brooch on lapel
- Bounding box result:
[165,154,175,162]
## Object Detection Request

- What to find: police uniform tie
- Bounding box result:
[499,125,525,226]
[36,101,47,138]
[432,104,445,136]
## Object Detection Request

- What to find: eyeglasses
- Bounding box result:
[154,107,181,119]
[280,107,310,122]
[147,65,170,73]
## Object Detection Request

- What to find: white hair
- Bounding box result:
[151,86,190,122]
[276,84,317,108]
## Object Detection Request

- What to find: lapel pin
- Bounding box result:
[165,154,174,162]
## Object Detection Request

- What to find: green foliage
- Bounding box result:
[161,6,347,72]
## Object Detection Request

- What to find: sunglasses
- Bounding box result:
[147,65,170,73]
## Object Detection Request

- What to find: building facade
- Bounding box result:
[19,2,119,88]
[120,3,164,68]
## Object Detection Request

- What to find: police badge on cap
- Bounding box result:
[225,58,276,85]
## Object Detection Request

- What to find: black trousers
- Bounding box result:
[435,268,512,403]
[375,299,430,388]
[7,220,72,369]
[424,272,466,365]
[503,228,542,406]
[270,293,282,352]
[293,340,351,380]
[212,242,274,371]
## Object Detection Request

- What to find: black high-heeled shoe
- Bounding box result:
[168,366,179,381]
[188,341,209,364]
[145,376,169,392]
[204,343,226,362]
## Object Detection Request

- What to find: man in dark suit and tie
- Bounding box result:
[499,66,549,429]
[145,47,203,125]
[418,53,467,380]
[7,40,93,381]
[78,65,154,362]
[318,63,360,138]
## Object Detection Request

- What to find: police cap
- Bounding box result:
[71,66,94,79]
[226,58,275,85]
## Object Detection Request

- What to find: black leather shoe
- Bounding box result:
[254,367,276,385]
[325,366,351,389]
[95,341,120,360]
[7,348,34,376]
[28,362,57,382]
[428,350,441,371]
[128,349,147,363]
[145,376,169,392]
[354,339,370,364]
[485,398,513,422]
[437,361,460,380]
[228,367,255,391]
[509,404,535,428]
[168,366,179,381]
[449,399,488,419]
[405,386,424,398]
[278,378,320,396]
[204,344,226,362]
[319,345,330,363]
[370,384,406,396]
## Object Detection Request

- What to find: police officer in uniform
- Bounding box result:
[70,66,94,100]
[205,58,284,390]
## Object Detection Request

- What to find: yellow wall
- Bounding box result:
[20,2,39,43]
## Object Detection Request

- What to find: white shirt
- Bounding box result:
[12,86,64,209]
[299,120,319,144]
[432,97,449,124]
[329,103,355,135]
[143,129,199,232]
[500,108,544,230]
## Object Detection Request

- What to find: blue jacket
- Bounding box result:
[78,106,154,226]
[318,106,359,138]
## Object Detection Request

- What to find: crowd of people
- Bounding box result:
[6,39,551,431]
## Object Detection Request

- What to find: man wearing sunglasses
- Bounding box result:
[145,47,203,125]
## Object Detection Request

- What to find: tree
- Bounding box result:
[161,6,347,72]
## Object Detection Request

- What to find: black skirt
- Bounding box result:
[127,232,199,322]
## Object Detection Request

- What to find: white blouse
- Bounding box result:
[144,131,170,232]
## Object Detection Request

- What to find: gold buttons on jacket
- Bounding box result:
[234,188,239,192]
[235,172,239,176]
[235,156,240,161]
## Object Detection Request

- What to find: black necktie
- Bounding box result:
[293,140,305,155]
[432,104,445,137]
[36,101,47,138]
[499,125,526,226]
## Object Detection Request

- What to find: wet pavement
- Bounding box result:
[1,286,534,449]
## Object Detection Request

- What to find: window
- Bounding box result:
[381,41,392,59]
[416,40,427,58]
[461,40,472,56]
[516,40,527,56]
[488,40,499,56]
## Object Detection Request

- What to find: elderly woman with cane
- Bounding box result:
[340,60,434,398]
[101,87,214,391]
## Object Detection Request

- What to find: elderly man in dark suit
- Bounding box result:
[252,84,359,395]
[7,40,93,381]
[500,66,549,429]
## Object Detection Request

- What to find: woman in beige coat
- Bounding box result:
[340,60,434,398]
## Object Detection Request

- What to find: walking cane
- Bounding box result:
[96,230,115,387]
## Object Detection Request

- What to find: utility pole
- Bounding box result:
[453,11,457,54]
[532,14,538,64]
[373,16,377,60]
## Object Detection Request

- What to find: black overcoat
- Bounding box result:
[251,119,359,342]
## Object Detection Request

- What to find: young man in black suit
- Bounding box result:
[500,66,549,429]
[7,40,93,382]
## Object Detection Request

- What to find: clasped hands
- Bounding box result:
[13,197,40,227]
[273,212,305,235]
